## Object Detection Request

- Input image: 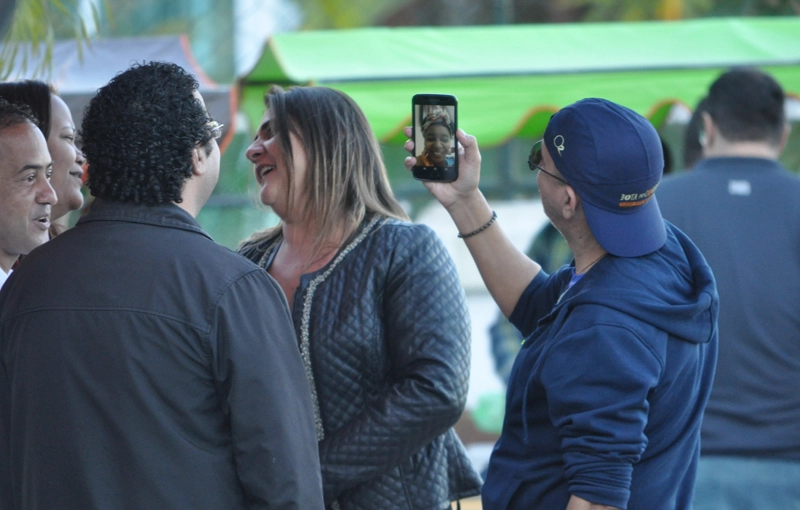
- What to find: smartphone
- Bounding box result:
[412,94,458,182]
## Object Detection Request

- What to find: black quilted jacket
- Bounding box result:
[239,216,483,510]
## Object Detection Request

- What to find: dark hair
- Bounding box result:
[682,97,709,169]
[706,68,785,146]
[0,80,52,138]
[82,61,214,205]
[245,86,408,258]
[0,97,37,133]
[424,120,454,136]
[660,137,673,175]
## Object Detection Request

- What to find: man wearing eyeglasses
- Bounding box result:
[405,98,718,509]
[0,62,324,509]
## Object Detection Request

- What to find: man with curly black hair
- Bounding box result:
[0,62,324,509]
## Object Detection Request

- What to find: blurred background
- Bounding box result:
[3,0,800,479]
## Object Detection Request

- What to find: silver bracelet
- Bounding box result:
[458,211,497,239]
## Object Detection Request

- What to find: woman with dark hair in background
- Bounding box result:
[0,80,85,236]
[417,107,455,167]
[682,97,710,170]
[238,85,482,510]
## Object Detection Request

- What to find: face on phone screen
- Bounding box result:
[414,104,456,169]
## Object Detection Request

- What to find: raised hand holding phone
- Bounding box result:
[404,126,480,210]
[404,122,537,318]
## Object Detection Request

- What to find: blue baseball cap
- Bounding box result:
[543,98,666,257]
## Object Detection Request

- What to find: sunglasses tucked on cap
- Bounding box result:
[543,98,667,258]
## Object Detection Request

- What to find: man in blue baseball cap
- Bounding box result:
[405,98,718,509]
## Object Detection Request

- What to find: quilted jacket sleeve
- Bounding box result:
[317,224,472,503]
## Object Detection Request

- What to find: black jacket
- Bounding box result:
[0,199,324,509]
[240,216,483,510]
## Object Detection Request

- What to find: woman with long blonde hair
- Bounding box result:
[239,85,481,510]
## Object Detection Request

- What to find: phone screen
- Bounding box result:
[412,94,458,182]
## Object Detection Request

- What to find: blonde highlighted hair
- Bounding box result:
[243,85,409,257]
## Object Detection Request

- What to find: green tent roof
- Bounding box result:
[241,17,800,147]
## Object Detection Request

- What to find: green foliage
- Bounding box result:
[557,0,799,20]
[295,0,413,28]
[556,0,713,20]
[0,0,105,80]
[704,0,800,15]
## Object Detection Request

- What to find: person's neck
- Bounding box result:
[0,253,16,274]
[566,230,607,275]
[704,140,781,160]
[175,197,202,218]
[281,218,348,265]
[281,220,321,253]
[573,246,607,274]
[176,175,214,218]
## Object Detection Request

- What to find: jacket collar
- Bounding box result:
[77,198,213,241]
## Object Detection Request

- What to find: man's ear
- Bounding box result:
[562,184,581,220]
[701,112,716,149]
[777,122,791,154]
[191,146,204,177]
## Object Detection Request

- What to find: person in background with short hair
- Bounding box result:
[405,97,718,509]
[658,67,800,510]
[681,96,710,170]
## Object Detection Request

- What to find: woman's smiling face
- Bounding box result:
[246,110,308,220]
[423,123,451,166]
[47,95,85,220]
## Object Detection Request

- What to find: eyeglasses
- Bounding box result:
[528,139,568,185]
[208,121,225,140]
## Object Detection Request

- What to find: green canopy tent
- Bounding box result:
[201,17,800,249]
[241,17,800,149]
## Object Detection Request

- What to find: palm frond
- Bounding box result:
[556,0,713,20]
[0,0,107,80]
[296,0,414,29]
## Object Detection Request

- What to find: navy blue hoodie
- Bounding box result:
[482,222,718,509]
